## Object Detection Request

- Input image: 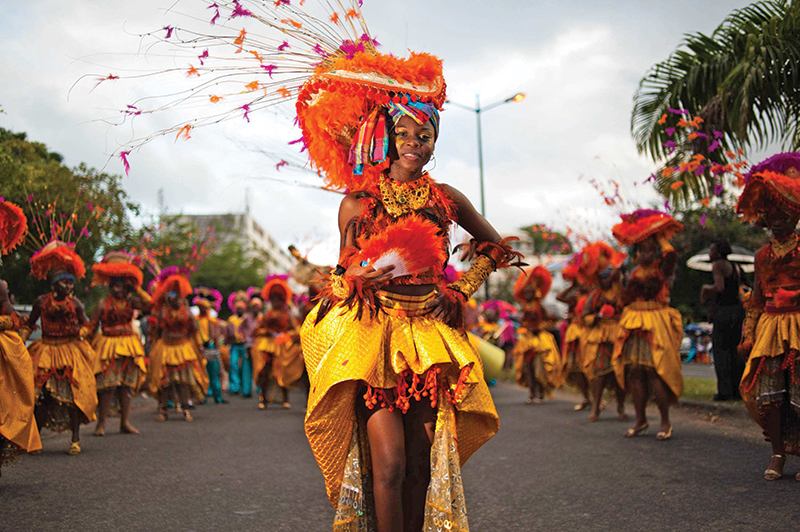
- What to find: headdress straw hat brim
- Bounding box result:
[611,210,683,247]
[736,152,800,223]
[30,240,86,281]
[514,266,553,303]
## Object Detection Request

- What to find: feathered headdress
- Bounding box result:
[561,253,581,283]
[228,290,249,312]
[356,214,448,279]
[193,286,223,312]
[261,274,293,306]
[95,1,446,191]
[736,152,800,223]
[30,240,86,281]
[575,242,626,286]
[612,209,683,247]
[152,266,193,308]
[513,266,553,303]
[91,251,143,287]
[0,200,27,256]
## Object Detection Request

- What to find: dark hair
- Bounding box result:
[711,239,732,258]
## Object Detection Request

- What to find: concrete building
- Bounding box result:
[169,212,294,275]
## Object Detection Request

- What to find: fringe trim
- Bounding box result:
[363,366,472,413]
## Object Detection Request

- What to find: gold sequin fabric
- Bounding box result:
[378,175,431,218]
[583,319,620,379]
[147,339,209,402]
[512,329,562,395]
[92,333,147,393]
[0,331,41,455]
[302,293,499,510]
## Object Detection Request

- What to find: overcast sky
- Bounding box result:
[0,0,751,265]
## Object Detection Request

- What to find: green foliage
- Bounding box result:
[631,0,800,206]
[518,224,573,256]
[0,127,139,305]
[193,240,266,319]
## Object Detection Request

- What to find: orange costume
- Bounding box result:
[611,211,684,403]
[0,200,42,468]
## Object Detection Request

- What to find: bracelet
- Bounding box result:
[329,272,351,299]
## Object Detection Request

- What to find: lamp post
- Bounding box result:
[448,92,526,299]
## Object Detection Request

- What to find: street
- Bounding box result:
[2,383,798,531]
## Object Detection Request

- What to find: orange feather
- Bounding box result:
[356,214,447,278]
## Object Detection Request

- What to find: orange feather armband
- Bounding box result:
[448,237,526,301]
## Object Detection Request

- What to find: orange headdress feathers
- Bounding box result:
[737,152,800,223]
[0,200,28,256]
[575,242,626,286]
[91,251,143,287]
[355,214,448,279]
[612,209,683,247]
[261,275,293,306]
[152,267,193,309]
[514,266,553,303]
[30,240,86,281]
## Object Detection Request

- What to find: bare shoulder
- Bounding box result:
[33,294,48,307]
[71,297,85,310]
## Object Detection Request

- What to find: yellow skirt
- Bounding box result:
[583,319,620,379]
[301,291,498,521]
[29,337,98,427]
[612,302,683,401]
[252,336,275,382]
[92,333,147,393]
[273,338,304,389]
[512,329,562,395]
[0,331,42,459]
[561,322,588,382]
[147,338,209,403]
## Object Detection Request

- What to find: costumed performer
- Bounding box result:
[86,252,150,436]
[611,210,683,440]
[0,200,41,474]
[22,241,97,455]
[147,268,209,422]
[513,266,562,404]
[556,256,592,411]
[735,153,800,481]
[194,287,228,405]
[578,242,627,422]
[226,290,252,397]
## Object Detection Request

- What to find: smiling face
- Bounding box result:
[53,277,74,299]
[388,115,435,178]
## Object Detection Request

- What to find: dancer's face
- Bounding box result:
[389,116,435,176]
[236,306,245,317]
[766,208,799,239]
[53,278,74,298]
[168,291,180,308]
[636,238,659,266]
[110,279,128,299]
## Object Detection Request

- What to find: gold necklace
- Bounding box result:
[771,233,798,258]
[379,174,431,217]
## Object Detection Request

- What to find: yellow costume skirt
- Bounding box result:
[584,319,620,379]
[512,328,562,396]
[740,310,800,456]
[301,290,498,530]
[252,336,274,383]
[561,322,588,384]
[29,337,98,430]
[0,331,42,465]
[92,333,146,393]
[273,337,304,389]
[612,302,683,402]
[147,338,209,403]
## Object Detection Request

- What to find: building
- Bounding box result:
[169,212,294,276]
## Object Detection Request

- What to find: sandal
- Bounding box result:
[258,402,267,410]
[157,409,168,422]
[624,423,649,438]
[573,401,590,411]
[524,397,534,405]
[764,455,786,481]
[656,425,674,441]
[282,402,291,410]
[183,410,194,422]
[94,425,105,437]
[67,441,81,456]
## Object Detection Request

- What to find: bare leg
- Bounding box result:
[589,377,604,421]
[650,372,672,434]
[157,389,168,421]
[402,398,436,532]
[178,383,193,421]
[525,357,536,403]
[119,386,139,434]
[626,365,649,434]
[575,373,590,408]
[362,402,405,532]
[762,403,786,478]
[95,389,113,436]
[281,387,290,408]
[69,407,81,443]
[613,377,628,420]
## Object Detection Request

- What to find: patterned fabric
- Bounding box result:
[0,331,41,455]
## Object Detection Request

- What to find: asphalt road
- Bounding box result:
[2,383,799,531]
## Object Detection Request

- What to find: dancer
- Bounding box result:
[194,287,227,404]
[735,153,800,480]
[147,268,209,422]
[556,262,591,411]
[86,252,150,436]
[22,241,97,455]
[513,266,562,404]
[0,200,41,474]
[253,276,302,409]
[578,242,627,422]
[225,290,251,397]
[611,210,684,440]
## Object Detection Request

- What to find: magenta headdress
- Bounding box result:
[157,265,190,284]
[481,299,516,319]
[744,152,800,184]
[193,286,223,312]
[246,286,259,300]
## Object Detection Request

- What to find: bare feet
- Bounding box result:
[618,411,629,421]
[94,424,105,437]
[183,411,193,422]
[120,422,140,435]
[282,402,291,409]
[624,422,649,438]
[588,412,599,422]
[764,455,786,481]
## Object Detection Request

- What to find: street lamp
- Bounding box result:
[447,92,526,299]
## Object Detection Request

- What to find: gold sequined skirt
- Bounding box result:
[512,329,562,395]
[92,333,147,393]
[561,322,588,383]
[301,289,498,519]
[0,331,41,456]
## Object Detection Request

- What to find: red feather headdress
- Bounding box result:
[736,152,800,223]
[92,251,143,287]
[152,269,193,309]
[356,214,448,279]
[0,200,27,256]
[514,266,553,303]
[576,242,626,286]
[30,240,86,281]
[612,210,683,247]
[261,275,293,306]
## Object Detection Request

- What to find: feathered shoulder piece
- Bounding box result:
[612,209,683,246]
[0,200,27,256]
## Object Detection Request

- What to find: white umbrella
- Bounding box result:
[686,245,755,273]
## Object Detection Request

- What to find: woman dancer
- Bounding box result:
[0,200,41,473]
[147,269,208,422]
[611,210,683,440]
[735,153,800,480]
[225,291,251,397]
[557,263,591,411]
[193,287,226,404]
[22,241,97,455]
[513,266,562,404]
[87,252,150,436]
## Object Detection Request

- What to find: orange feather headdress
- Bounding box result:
[30,240,86,281]
[152,266,193,309]
[736,152,800,223]
[612,209,683,247]
[91,251,143,287]
[513,266,553,303]
[261,275,293,306]
[0,200,27,256]
[575,242,626,286]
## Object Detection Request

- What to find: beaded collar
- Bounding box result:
[378,173,432,218]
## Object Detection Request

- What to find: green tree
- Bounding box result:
[0,128,139,305]
[518,224,573,256]
[631,0,800,206]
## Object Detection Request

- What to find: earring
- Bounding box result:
[428,154,437,171]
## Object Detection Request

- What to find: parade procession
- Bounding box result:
[3,1,800,530]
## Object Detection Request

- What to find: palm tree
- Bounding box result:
[631,0,800,206]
